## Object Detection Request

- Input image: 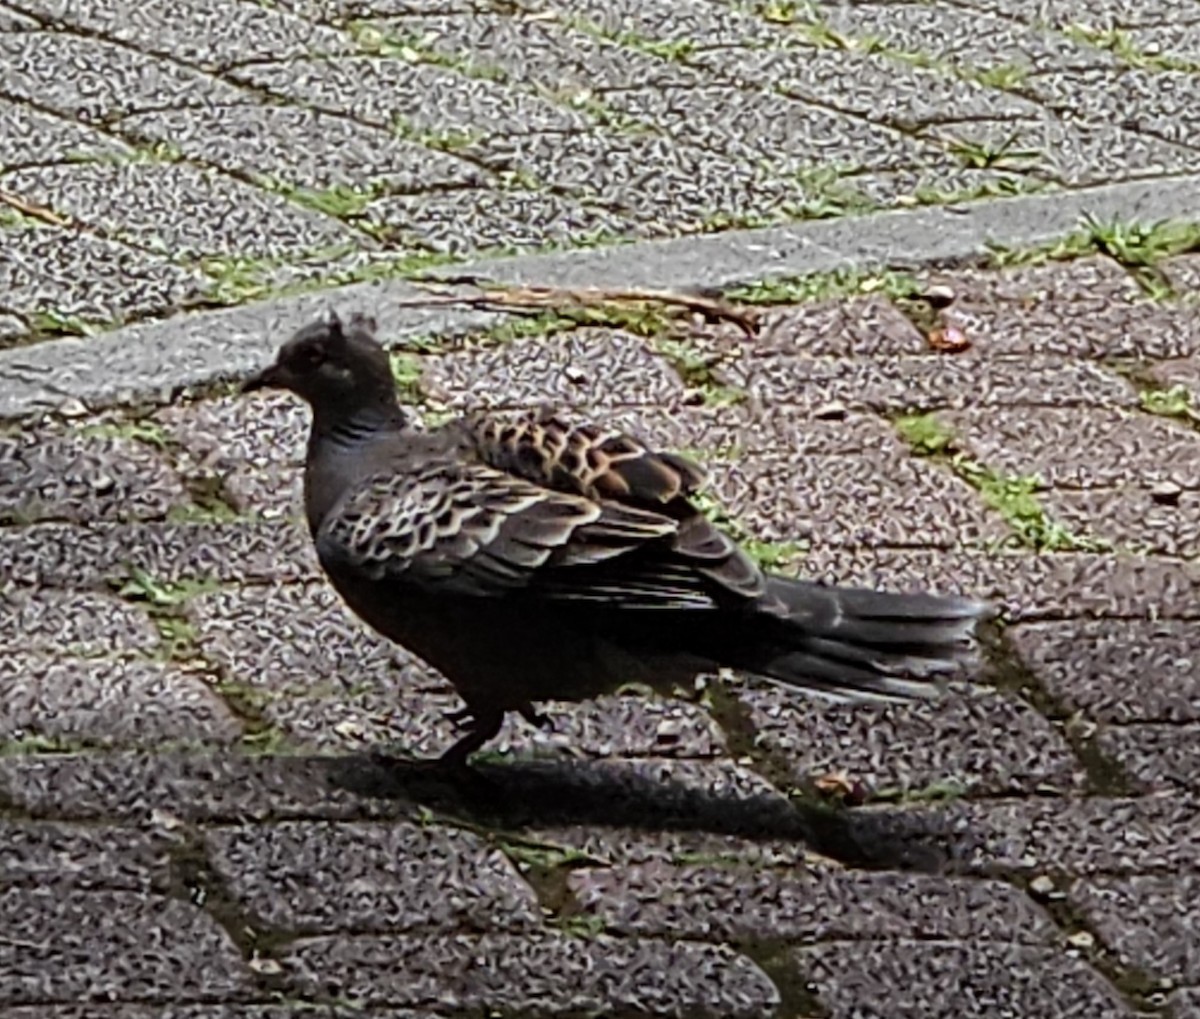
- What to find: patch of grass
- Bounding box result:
[652,337,747,407]
[991,215,1200,294]
[895,413,1109,552]
[349,20,508,81]
[1064,23,1194,72]
[690,492,805,568]
[946,132,1042,171]
[390,351,427,404]
[28,309,107,338]
[907,174,1045,208]
[195,245,462,309]
[970,61,1030,89]
[197,254,277,306]
[80,418,170,450]
[871,777,967,804]
[392,117,481,152]
[0,734,91,757]
[556,914,608,939]
[1140,384,1200,425]
[112,568,219,660]
[727,267,921,305]
[894,412,956,457]
[273,181,378,220]
[742,536,809,571]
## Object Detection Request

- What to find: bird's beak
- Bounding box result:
[240,363,282,394]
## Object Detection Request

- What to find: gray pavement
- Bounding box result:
[2,0,1200,1017]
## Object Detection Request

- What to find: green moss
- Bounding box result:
[727,267,921,305]
[991,214,1200,298]
[79,419,170,450]
[895,414,1109,552]
[1139,384,1200,425]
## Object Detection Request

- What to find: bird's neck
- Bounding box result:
[304,395,409,532]
[311,394,407,447]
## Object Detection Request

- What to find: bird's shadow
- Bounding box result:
[324,752,955,874]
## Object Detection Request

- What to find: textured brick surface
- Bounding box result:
[2,4,1199,1014]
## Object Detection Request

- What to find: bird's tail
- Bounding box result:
[738,576,992,700]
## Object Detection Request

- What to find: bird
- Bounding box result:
[242,311,991,769]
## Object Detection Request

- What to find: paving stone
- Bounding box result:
[0,519,321,588]
[0,429,187,524]
[0,820,168,890]
[0,887,253,1004]
[187,580,727,758]
[922,115,1194,187]
[599,85,941,174]
[369,13,701,91]
[1172,988,1200,1019]
[1028,67,1200,150]
[1098,724,1200,792]
[2,1010,443,1019]
[118,105,482,192]
[0,752,412,823]
[726,353,1137,413]
[2,162,354,260]
[0,97,131,168]
[937,794,1200,876]
[281,932,779,1016]
[1161,254,1200,295]
[1011,620,1200,724]
[796,546,1200,622]
[206,820,541,934]
[942,407,1200,489]
[1146,355,1200,395]
[232,56,585,135]
[0,3,37,28]
[743,684,1081,797]
[1044,486,1200,557]
[954,0,1200,27]
[1,1009,443,1019]
[0,312,28,344]
[601,403,906,460]
[703,449,1011,548]
[0,752,795,843]
[0,226,205,326]
[943,294,1198,359]
[524,823,816,869]
[798,939,1135,1019]
[0,588,159,655]
[0,656,243,747]
[1071,874,1200,985]
[743,295,925,356]
[424,329,686,410]
[943,255,1144,304]
[16,0,352,70]
[819,2,1118,76]
[569,861,1055,942]
[532,0,782,48]
[156,391,309,515]
[0,31,245,123]
[364,187,640,255]
[707,45,1039,129]
[461,130,802,230]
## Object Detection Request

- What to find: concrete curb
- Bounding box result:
[2,173,1199,421]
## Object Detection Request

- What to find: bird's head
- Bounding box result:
[242,310,397,411]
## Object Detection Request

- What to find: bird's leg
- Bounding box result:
[518,703,553,730]
[437,709,504,769]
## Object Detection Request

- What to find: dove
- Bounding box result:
[242,312,989,768]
